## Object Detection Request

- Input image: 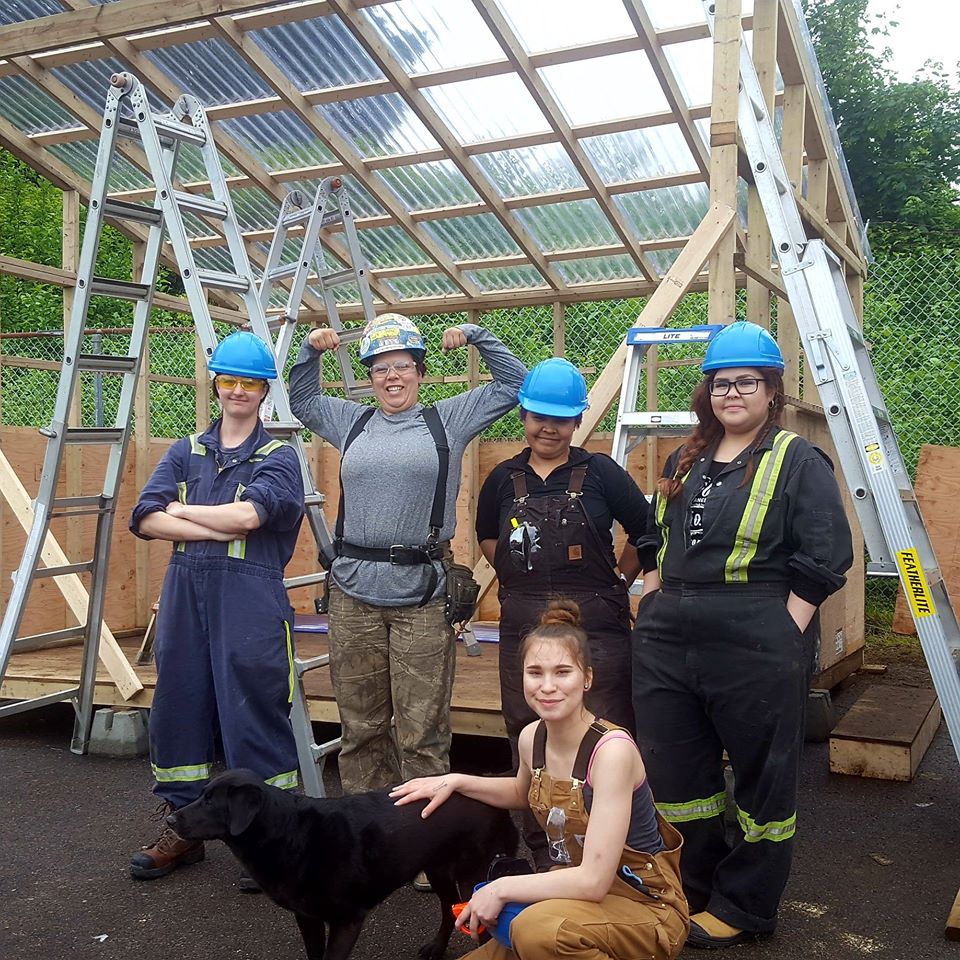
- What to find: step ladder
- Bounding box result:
[0,72,344,796]
[719,2,959,762]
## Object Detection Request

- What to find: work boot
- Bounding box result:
[129,802,204,880]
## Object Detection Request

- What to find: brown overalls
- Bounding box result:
[463,721,689,960]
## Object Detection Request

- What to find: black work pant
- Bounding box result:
[499,587,634,868]
[632,585,817,933]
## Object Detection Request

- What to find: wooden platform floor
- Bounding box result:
[0,633,507,738]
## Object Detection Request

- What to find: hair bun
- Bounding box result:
[539,599,582,629]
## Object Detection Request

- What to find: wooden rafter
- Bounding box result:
[324,0,566,292]
[211,14,480,299]
[472,0,659,283]
[56,0,397,309]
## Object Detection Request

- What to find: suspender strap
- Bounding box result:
[531,718,610,782]
[422,405,449,539]
[566,464,588,497]
[511,470,528,502]
[334,408,376,545]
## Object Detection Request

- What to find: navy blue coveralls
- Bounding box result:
[632,428,853,933]
[130,419,304,808]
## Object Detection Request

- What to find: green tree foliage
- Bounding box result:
[805,0,960,249]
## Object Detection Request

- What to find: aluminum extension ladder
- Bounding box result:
[0,73,343,796]
[701,1,960,763]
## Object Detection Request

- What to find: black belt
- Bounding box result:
[337,540,448,566]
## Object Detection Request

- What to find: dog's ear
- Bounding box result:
[228,783,264,836]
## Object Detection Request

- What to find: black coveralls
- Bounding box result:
[632,427,853,933]
[477,447,649,865]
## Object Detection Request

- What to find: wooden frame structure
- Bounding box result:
[0,0,868,715]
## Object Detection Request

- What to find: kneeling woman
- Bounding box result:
[391,602,689,960]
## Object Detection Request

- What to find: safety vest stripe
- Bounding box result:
[283,619,294,704]
[188,434,206,456]
[151,762,212,783]
[265,770,299,791]
[252,439,285,459]
[737,808,797,843]
[656,790,726,823]
[724,431,798,583]
[175,481,189,553]
[655,469,691,576]
[227,482,247,559]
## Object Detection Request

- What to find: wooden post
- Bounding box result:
[745,0,777,329]
[133,240,151,628]
[707,0,741,326]
[552,302,564,357]
[62,189,82,566]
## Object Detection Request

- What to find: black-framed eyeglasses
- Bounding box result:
[709,377,762,397]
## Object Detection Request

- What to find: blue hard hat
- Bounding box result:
[519,358,589,417]
[208,331,278,379]
[702,321,784,373]
[359,313,426,365]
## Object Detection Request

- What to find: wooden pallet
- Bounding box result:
[829,685,941,781]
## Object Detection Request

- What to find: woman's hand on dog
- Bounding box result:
[456,881,506,939]
[389,775,458,817]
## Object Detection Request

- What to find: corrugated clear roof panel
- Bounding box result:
[424,214,523,261]
[474,144,585,198]
[230,187,280,232]
[647,247,684,275]
[47,140,152,191]
[663,39,714,107]
[0,0,62,23]
[290,177,386,219]
[644,0,753,29]
[358,226,433,268]
[614,183,710,240]
[498,0,634,53]
[581,125,699,184]
[376,160,481,211]
[515,200,619,252]
[316,95,439,158]
[194,247,237,274]
[144,39,274,105]
[385,273,460,299]
[557,254,644,285]
[51,59,172,116]
[0,76,82,133]
[539,52,670,126]
[217,112,336,173]
[248,17,383,92]
[171,142,240,182]
[422,75,548,144]
[362,0,503,71]
[465,266,550,292]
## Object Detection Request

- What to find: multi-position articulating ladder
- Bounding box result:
[0,73,368,796]
[616,4,960,768]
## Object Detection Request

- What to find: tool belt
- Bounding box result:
[337,541,447,565]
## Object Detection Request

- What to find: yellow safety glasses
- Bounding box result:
[215,375,266,392]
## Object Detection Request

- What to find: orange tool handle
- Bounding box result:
[451,902,485,935]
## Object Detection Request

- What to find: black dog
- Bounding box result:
[169,769,517,960]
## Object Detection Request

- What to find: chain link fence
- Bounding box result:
[2,251,959,473]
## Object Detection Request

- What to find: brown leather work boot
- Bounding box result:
[129,802,204,880]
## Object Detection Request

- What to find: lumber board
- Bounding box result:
[830,685,941,781]
[947,887,960,942]
[893,445,960,634]
[0,450,142,699]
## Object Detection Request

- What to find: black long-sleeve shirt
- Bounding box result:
[637,428,853,604]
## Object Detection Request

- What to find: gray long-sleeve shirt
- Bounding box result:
[289,323,527,606]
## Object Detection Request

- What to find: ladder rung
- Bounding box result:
[283,572,327,590]
[268,263,299,282]
[263,421,302,438]
[52,495,103,509]
[63,427,125,445]
[846,322,865,346]
[174,191,228,220]
[14,626,87,648]
[117,114,206,146]
[281,208,311,229]
[620,412,698,427]
[899,489,917,503]
[89,277,151,301]
[0,688,81,717]
[345,385,375,399]
[77,354,138,374]
[872,405,890,424]
[304,494,325,508]
[33,562,94,578]
[296,654,330,674]
[103,197,163,226]
[321,268,357,288]
[197,269,249,293]
[867,562,899,577]
[309,736,342,760]
[337,328,365,344]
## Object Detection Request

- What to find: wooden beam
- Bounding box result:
[469,203,736,604]
[212,14,479,299]
[707,0,741,326]
[0,0,295,58]
[472,0,659,283]
[0,450,142,698]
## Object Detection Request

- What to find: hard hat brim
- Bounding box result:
[520,397,589,418]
